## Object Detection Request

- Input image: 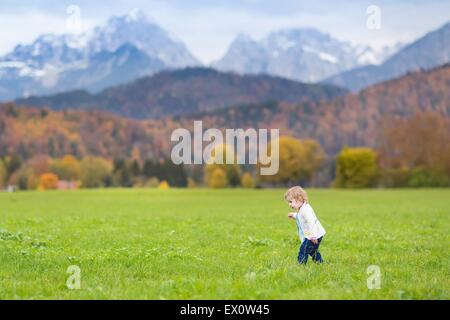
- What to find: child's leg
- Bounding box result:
[297,239,310,264]
[311,250,323,263]
[309,237,324,263]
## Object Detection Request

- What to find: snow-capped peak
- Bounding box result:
[234,33,254,43]
[215,27,384,82]
[302,46,338,64]
[0,9,201,100]
[126,8,147,22]
[355,43,405,65]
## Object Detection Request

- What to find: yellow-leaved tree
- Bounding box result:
[158,180,170,189]
[258,136,325,186]
[80,157,112,188]
[240,172,255,188]
[204,143,241,188]
[208,167,228,188]
[50,155,81,181]
[334,147,378,188]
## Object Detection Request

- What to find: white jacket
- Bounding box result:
[293,202,326,241]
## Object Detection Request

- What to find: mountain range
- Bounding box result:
[323,22,450,91]
[15,67,347,119]
[0,9,449,101]
[212,29,402,82]
[180,63,450,154]
[2,63,449,160]
[0,9,199,101]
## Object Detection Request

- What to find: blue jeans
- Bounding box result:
[297,236,323,264]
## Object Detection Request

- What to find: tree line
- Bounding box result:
[1,112,448,190]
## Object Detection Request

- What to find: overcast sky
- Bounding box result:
[1,0,449,64]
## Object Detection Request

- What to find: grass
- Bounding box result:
[0,188,449,299]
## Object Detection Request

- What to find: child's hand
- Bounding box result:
[310,238,318,244]
[288,212,296,219]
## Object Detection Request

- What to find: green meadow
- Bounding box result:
[0,189,448,299]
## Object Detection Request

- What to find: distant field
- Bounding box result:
[0,189,448,299]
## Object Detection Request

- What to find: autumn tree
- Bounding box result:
[130,146,143,166]
[203,143,241,187]
[39,173,59,190]
[27,154,51,176]
[259,136,325,186]
[241,172,255,188]
[7,166,38,190]
[112,158,133,187]
[378,112,450,187]
[80,157,112,188]
[4,155,21,181]
[158,180,170,189]
[300,139,327,183]
[208,167,228,188]
[50,155,81,181]
[334,147,378,188]
[187,177,197,188]
[204,164,240,187]
[145,177,160,188]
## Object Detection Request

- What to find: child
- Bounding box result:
[284,186,326,264]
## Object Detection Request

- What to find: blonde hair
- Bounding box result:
[284,186,308,203]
